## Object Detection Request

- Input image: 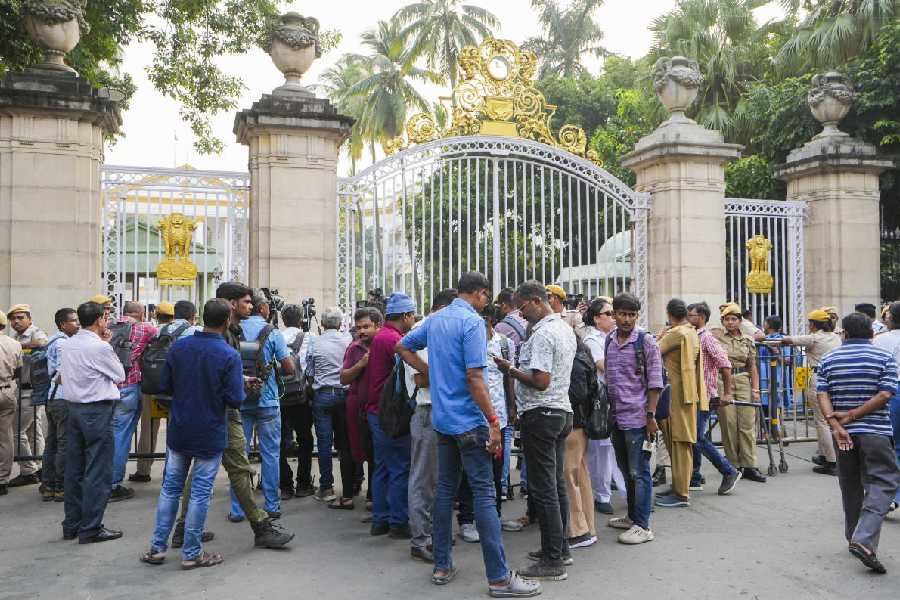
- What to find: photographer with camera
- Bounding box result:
[545,285,585,339]
[278,304,316,499]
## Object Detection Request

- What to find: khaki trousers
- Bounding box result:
[807,373,836,463]
[135,398,161,477]
[564,429,595,538]
[718,403,758,469]
[14,391,43,475]
[0,387,16,483]
[658,418,693,498]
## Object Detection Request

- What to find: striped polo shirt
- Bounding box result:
[816,339,898,436]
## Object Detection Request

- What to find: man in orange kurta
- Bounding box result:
[656,299,706,506]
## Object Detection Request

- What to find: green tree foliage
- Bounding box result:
[317,55,373,175]
[522,0,607,78]
[393,0,498,103]
[725,155,779,199]
[0,1,340,154]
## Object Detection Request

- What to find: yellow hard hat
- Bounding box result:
[545,284,566,300]
[156,301,175,317]
[808,309,830,322]
[89,294,112,305]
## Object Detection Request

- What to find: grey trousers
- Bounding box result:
[836,433,900,552]
[408,404,438,550]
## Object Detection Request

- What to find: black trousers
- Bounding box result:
[42,399,68,488]
[521,408,572,564]
[279,402,314,490]
[63,400,114,539]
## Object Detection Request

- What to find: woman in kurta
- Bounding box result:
[714,303,767,483]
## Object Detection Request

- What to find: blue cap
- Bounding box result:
[386,292,416,315]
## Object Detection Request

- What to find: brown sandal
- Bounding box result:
[181,552,224,570]
[139,550,166,565]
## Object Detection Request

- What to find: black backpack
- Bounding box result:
[108,321,135,375]
[239,324,278,406]
[378,355,417,439]
[279,333,309,405]
[604,330,671,420]
[140,323,191,396]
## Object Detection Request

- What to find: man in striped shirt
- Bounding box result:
[817,312,900,574]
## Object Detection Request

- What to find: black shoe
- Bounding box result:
[0,484,7,496]
[252,519,294,548]
[811,454,827,466]
[519,561,568,581]
[294,484,317,498]
[742,467,767,483]
[8,473,40,487]
[813,462,837,476]
[267,510,282,520]
[79,527,123,544]
[849,543,887,574]
[171,522,215,548]
[652,466,667,487]
[128,473,151,483]
[411,546,434,563]
[281,488,295,501]
[63,530,77,540]
[227,513,245,523]
[370,521,390,536]
[527,550,573,566]
[389,523,411,539]
[594,500,613,514]
[40,483,55,502]
[718,470,742,496]
[109,485,135,502]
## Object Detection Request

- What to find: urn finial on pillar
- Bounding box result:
[263,12,321,97]
[807,72,854,140]
[22,0,90,73]
[653,56,703,124]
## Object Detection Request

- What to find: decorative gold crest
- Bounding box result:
[156,212,201,286]
[382,38,602,167]
[746,234,774,294]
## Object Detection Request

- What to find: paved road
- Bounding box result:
[1,442,897,600]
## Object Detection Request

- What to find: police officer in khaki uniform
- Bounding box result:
[0,310,24,495]
[776,309,842,475]
[714,303,767,483]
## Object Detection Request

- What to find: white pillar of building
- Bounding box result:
[0,70,120,331]
[775,73,891,316]
[621,57,741,331]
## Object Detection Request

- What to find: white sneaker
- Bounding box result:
[501,519,524,532]
[617,525,654,545]
[459,522,480,543]
[607,516,633,530]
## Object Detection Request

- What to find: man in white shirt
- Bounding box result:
[406,289,457,563]
[60,301,126,544]
[874,301,900,511]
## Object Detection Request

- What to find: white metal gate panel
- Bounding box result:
[724,198,806,334]
[337,136,648,313]
[101,165,249,313]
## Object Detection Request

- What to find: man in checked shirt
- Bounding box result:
[687,302,741,496]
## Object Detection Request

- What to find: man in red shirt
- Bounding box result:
[366,293,417,537]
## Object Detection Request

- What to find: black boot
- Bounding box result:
[813,461,837,476]
[652,466,667,487]
[252,519,294,548]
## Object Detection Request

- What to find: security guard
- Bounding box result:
[714,303,767,483]
[0,310,23,495]
[776,309,841,475]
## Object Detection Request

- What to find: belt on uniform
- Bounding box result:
[732,367,749,375]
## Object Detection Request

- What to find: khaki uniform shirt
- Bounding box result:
[714,329,756,402]
[789,330,841,367]
[0,334,23,402]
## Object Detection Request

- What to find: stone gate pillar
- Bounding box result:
[621,57,741,331]
[775,73,891,317]
[234,12,352,307]
[0,8,120,331]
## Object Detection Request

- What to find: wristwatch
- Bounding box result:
[646,411,655,419]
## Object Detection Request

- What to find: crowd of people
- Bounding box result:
[0,278,898,592]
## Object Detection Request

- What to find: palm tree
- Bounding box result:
[522,0,607,78]
[316,55,372,175]
[649,0,772,133]
[775,0,898,71]
[348,20,441,158]
[394,0,499,102]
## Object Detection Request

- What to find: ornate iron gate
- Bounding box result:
[101,165,249,313]
[724,198,806,334]
[336,136,648,313]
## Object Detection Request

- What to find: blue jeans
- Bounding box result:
[63,400,114,540]
[367,412,410,526]
[611,426,652,530]
[111,383,142,489]
[500,426,514,493]
[692,409,737,480]
[313,388,347,489]
[434,427,508,584]
[230,406,281,516]
[891,393,900,504]
[151,448,222,560]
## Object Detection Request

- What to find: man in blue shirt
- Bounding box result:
[398,272,540,599]
[817,312,900,574]
[230,290,293,521]
[141,298,243,569]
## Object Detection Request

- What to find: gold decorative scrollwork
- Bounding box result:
[391,38,602,167]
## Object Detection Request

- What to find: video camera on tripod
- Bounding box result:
[356,288,387,316]
[300,297,316,332]
[261,287,286,327]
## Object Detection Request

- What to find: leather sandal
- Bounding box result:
[181,552,224,570]
[139,550,166,565]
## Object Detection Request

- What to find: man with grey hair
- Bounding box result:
[306,307,353,504]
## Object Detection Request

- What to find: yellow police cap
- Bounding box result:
[719,302,742,319]
[89,294,112,305]
[6,304,30,316]
[545,284,566,300]
[157,301,175,317]
[807,309,830,322]
[0,310,6,327]
[821,306,838,316]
